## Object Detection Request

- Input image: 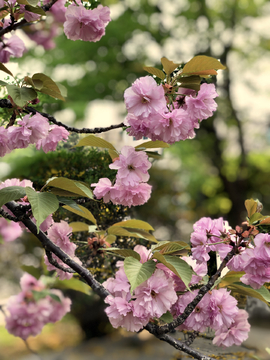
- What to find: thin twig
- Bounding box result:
[24,340,43,360]
[45,250,75,273]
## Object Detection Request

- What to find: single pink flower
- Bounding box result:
[109,146,151,186]
[0,35,25,63]
[91,178,113,203]
[124,76,166,117]
[36,125,69,153]
[0,218,23,242]
[64,4,111,42]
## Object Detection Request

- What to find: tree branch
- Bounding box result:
[5,201,110,300]
[45,250,76,273]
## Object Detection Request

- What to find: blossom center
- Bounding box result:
[151,290,157,298]
[128,164,135,171]
[141,97,149,104]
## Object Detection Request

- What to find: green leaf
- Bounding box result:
[25,4,46,15]
[57,196,81,211]
[49,293,61,303]
[179,83,200,92]
[161,57,180,74]
[31,289,50,302]
[112,219,154,231]
[135,140,170,150]
[39,87,65,101]
[50,188,82,197]
[45,177,93,199]
[74,135,117,151]
[0,63,13,77]
[159,311,174,323]
[182,55,226,75]
[63,204,97,224]
[229,283,270,304]
[104,234,117,244]
[143,66,165,79]
[69,221,91,232]
[218,271,245,288]
[54,277,92,295]
[145,151,162,159]
[0,80,8,86]
[25,187,59,232]
[179,75,201,84]
[152,253,192,290]
[103,248,141,260]
[0,186,26,207]
[107,226,139,237]
[245,199,258,218]
[6,85,37,107]
[126,228,158,243]
[124,257,156,293]
[32,73,65,101]
[108,148,119,160]
[152,241,190,255]
[249,212,265,224]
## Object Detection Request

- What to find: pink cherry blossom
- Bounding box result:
[213,310,250,347]
[124,76,166,117]
[0,218,23,242]
[64,4,111,42]
[134,269,177,318]
[105,293,150,332]
[36,125,69,153]
[0,178,33,190]
[91,178,113,203]
[17,113,49,144]
[208,289,238,330]
[124,113,151,140]
[20,273,45,292]
[7,124,31,150]
[0,126,11,157]
[150,108,195,144]
[44,221,81,280]
[44,0,66,23]
[185,83,218,122]
[111,182,152,207]
[44,289,71,322]
[109,146,151,186]
[0,35,25,63]
[27,24,58,50]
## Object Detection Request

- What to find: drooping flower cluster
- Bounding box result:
[0,114,69,157]
[227,232,270,289]
[63,4,111,42]
[44,220,82,280]
[124,76,218,144]
[5,273,71,340]
[91,146,152,207]
[103,245,250,347]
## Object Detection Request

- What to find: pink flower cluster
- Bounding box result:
[103,245,250,347]
[91,146,152,207]
[0,218,23,242]
[124,76,218,144]
[173,288,250,346]
[0,113,69,157]
[44,220,82,280]
[190,217,232,263]
[104,245,177,331]
[227,233,270,289]
[0,35,25,63]
[5,273,71,340]
[64,4,111,42]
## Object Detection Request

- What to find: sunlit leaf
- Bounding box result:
[218,271,245,288]
[152,241,190,255]
[135,141,170,150]
[45,177,93,199]
[75,135,117,150]
[161,57,180,75]
[104,234,117,244]
[143,66,165,80]
[25,4,46,15]
[108,149,119,160]
[0,63,13,77]
[63,204,96,224]
[124,257,156,293]
[126,228,158,243]
[112,219,154,231]
[259,217,270,225]
[182,55,226,75]
[69,222,91,232]
[229,283,270,304]
[54,277,92,295]
[245,199,258,218]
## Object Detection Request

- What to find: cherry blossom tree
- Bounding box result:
[0,1,269,360]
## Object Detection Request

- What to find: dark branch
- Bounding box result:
[26,106,124,134]
[45,250,75,273]
[41,0,59,11]
[5,201,110,300]
[149,247,236,335]
[145,327,215,360]
[184,330,199,346]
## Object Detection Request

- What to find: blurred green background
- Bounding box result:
[1,0,270,357]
